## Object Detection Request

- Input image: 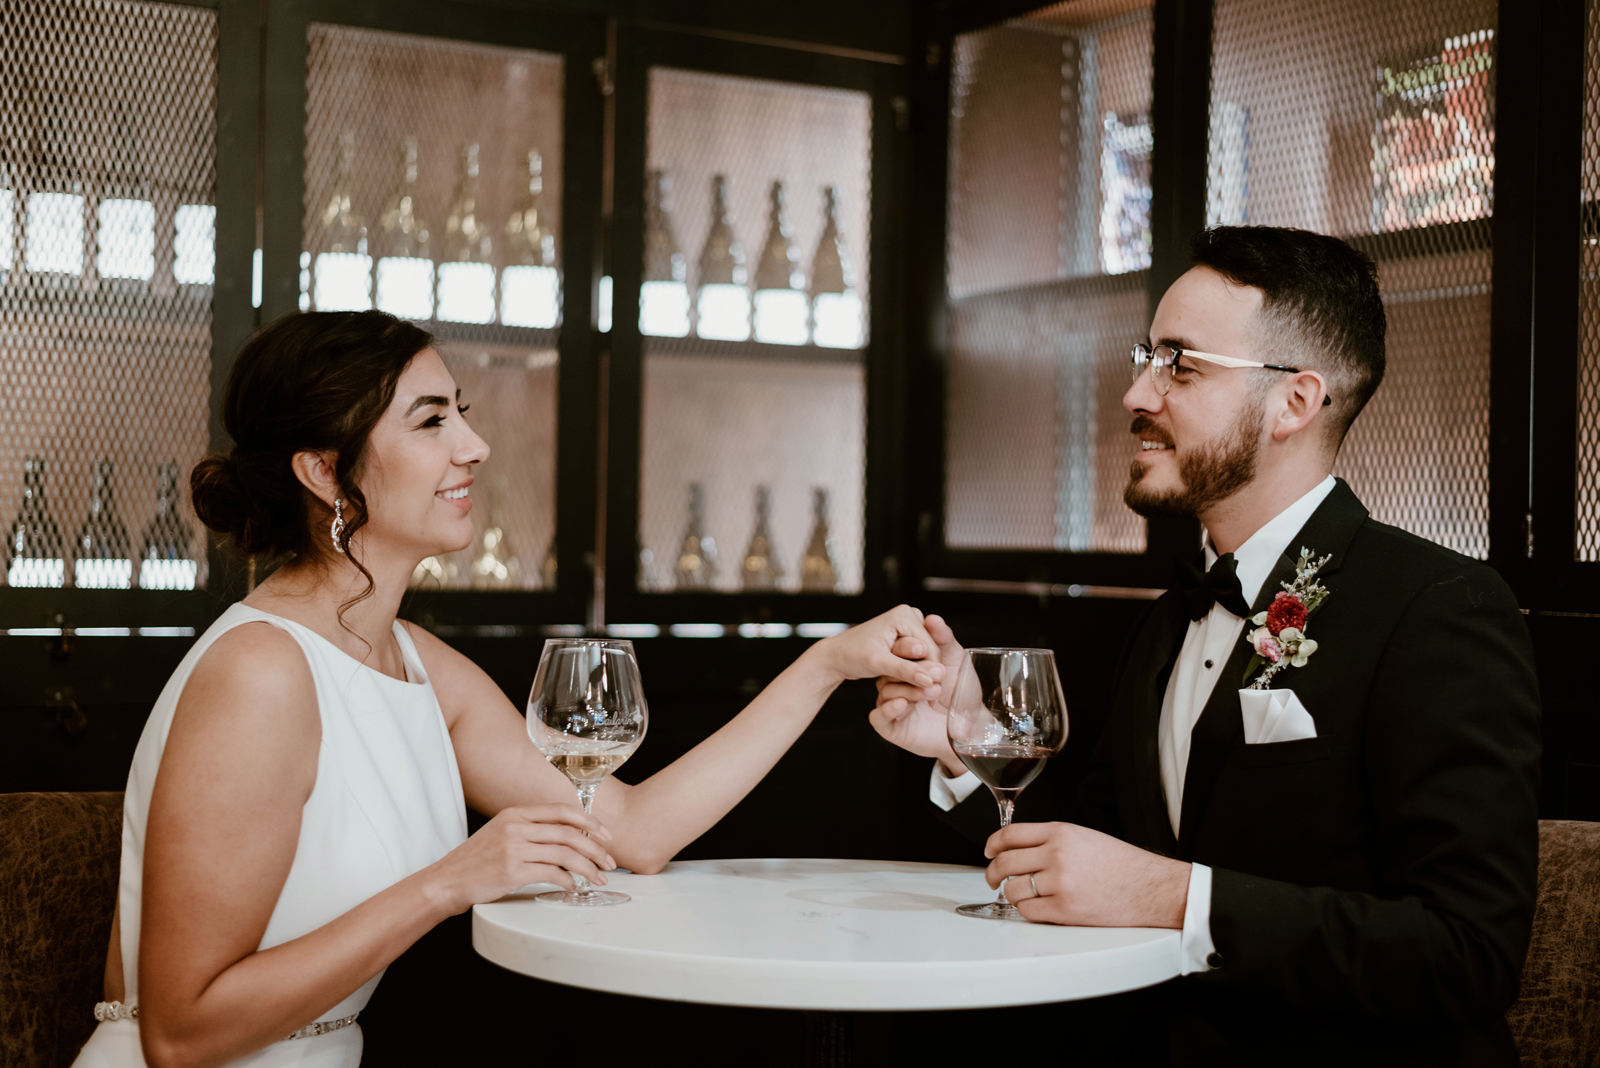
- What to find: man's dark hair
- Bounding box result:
[1190,225,1386,445]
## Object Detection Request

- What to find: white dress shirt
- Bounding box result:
[930,475,1337,976]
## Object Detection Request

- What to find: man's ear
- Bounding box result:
[290,450,341,506]
[1270,370,1330,442]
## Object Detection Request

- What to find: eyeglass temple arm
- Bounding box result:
[1147,348,1333,405]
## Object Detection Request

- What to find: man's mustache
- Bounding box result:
[1130,416,1174,448]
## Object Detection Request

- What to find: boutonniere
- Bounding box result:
[1242,547,1332,690]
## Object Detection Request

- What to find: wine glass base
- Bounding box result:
[535,889,631,906]
[956,901,1027,921]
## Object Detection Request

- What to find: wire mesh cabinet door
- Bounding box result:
[604,26,905,628]
[262,0,606,627]
[0,0,250,635]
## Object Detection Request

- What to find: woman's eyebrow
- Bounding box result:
[404,389,461,417]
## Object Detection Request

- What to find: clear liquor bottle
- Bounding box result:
[539,533,558,591]
[312,130,371,311]
[810,186,864,349]
[640,169,689,337]
[695,175,749,341]
[0,162,14,285]
[741,484,783,591]
[139,460,197,590]
[799,487,839,593]
[501,148,559,329]
[6,456,66,588]
[752,181,807,345]
[374,134,434,319]
[437,142,495,324]
[674,482,719,590]
[74,458,133,588]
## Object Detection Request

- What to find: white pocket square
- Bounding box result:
[1238,688,1318,744]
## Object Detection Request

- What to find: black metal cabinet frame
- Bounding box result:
[257,0,608,627]
[600,24,910,626]
[907,0,1600,617]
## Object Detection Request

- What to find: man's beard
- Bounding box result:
[1123,402,1264,518]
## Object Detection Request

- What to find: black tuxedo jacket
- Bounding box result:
[940,480,1542,1065]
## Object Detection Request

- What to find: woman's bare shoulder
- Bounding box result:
[173,621,321,762]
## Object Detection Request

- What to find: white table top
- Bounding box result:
[472,858,1181,1011]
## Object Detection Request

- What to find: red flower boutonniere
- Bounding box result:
[1242,547,1331,690]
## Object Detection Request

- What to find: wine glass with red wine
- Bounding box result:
[948,647,1068,920]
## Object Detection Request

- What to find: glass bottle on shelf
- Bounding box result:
[374,134,434,320]
[674,482,718,589]
[799,486,839,593]
[695,174,750,341]
[410,553,459,588]
[437,143,496,324]
[810,186,864,349]
[741,484,783,590]
[139,460,197,590]
[501,148,559,329]
[313,130,371,311]
[6,456,66,588]
[752,181,808,345]
[640,169,689,337]
[73,458,133,588]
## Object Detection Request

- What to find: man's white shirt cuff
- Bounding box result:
[1180,862,1217,974]
[928,760,983,811]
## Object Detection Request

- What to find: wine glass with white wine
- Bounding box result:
[526,639,649,906]
[948,647,1068,920]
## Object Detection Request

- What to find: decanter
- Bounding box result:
[6,456,66,588]
[437,142,495,323]
[374,134,433,319]
[640,168,689,337]
[501,148,560,328]
[752,180,806,345]
[74,458,133,588]
[674,482,719,589]
[799,487,839,593]
[741,484,783,590]
[312,130,370,311]
[695,174,749,341]
[810,185,863,349]
[138,460,197,590]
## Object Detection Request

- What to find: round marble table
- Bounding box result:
[472,858,1181,1012]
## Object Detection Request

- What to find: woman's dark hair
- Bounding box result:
[1190,226,1386,444]
[191,310,434,613]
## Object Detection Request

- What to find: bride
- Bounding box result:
[74,310,945,1068]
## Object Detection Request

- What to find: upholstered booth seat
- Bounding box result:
[1508,819,1600,1067]
[0,792,123,1068]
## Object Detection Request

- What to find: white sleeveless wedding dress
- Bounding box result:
[73,603,469,1068]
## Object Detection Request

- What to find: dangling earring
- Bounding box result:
[330,498,346,554]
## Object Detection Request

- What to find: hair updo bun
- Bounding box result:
[191,310,434,579]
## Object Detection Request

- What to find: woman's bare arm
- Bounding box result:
[416,606,944,875]
[136,623,613,1068]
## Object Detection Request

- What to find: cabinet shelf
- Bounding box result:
[642,333,863,365]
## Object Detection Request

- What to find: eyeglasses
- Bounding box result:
[1131,343,1331,405]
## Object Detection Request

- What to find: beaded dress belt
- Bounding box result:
[94,1002,359,1040]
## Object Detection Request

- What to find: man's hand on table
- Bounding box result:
[871,613,967,776]
[987,822,1189,929]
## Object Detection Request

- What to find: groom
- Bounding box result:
[873,226,1540,1064]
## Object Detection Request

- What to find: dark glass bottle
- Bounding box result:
[74,458,133,588]
[139,460,197,590]
[6,456,66,588]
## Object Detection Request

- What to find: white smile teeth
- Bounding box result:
[441,487,469,500]
[1140,441,1172,451]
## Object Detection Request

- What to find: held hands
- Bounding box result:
[983,821,1189,929]
[425,803,617,916]
[870,613,966,773]
[810,604,947,696]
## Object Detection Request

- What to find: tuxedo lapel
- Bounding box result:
[1175,479,1370,856]
[1124,592,1186,856]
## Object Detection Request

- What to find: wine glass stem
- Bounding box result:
[994,794,1017,906]
[572,781,600,893]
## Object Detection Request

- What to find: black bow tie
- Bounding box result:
[1175,553,1252,621]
